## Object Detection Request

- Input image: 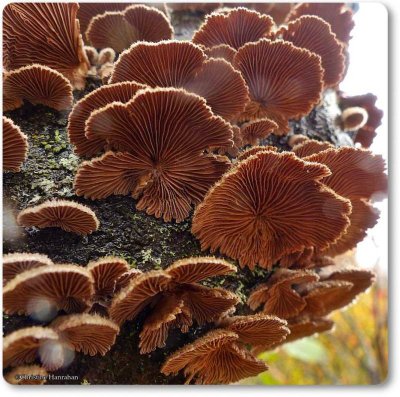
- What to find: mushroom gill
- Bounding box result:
[239,118,278,146]
[203,44,237,63]
[292,139,334,158]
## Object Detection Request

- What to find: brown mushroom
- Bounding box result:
[292,139,334,158]
[110,41,249,121]
[2,117,29,172]
[236,145,278,162]
[274,16,345,87]
[3,327,60,368]
[161,329,268,384]
[74,88,233,222]
[97,47,117,65]
[114,268,143,293]
[240,118,278,146]
[192,150,351,269]
[84,46,99,66]
[287,134,310,147]
[3,252,53,285]
[203,44,237,63]
[3,3,89,88]
[279,247,315,269]
[341,107,369,131]
[3,264,94,316]
[233,39,324,131]
[3,65,73,112]
[86,5,173,53]
[17,200,99,236]
[193,7,274,50]
[287,2,355,44]
[247,269,319,318]
[50,313,119,356]
[4,365,48,385]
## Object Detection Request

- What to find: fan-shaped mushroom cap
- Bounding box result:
[275,16,345,87]
[193,7,274,50]
[110,41,249,121]
[68,82,145,157]
[84,46,99,66]
[192,150,351,269]
[3,327,59,368]
[109,270,171,325]
[97,47,117,65]
[161,329,267,384]
[287,134,310,147]
[204,44,237,63]
[3,65,73,112]
[223,313,289,348]
[3,264,94,315]
[240,118,278,145]
[165,256,236,284]
[87,257,130,301]
[75,88,233,222]
[3,3,89,89]
[233,39,324,130]
[236,145,278,162]
[292,139,334,158]
[341,107,369,131]
[2,117,29,172]
[3,252,53,285]
[114,268,143,292]
[86,5,173,53]
[287,2,354,44]
[17,200,99,236]
[50,313,119,356]
[4,365,48,385]
[247,269,319,318]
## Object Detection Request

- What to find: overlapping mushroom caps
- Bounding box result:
[286,2,355,45]
[3,252,53,286]
[305,147,388,256]
[339,93,384,147]
[192,7,274,50]
[109,257,238,354]
[74,88,234,222]
[192,150,351,269]
[17,200,99,236]
[3,2,89,89]
[110,41,250,121]
[67,81,146,157]
[162,314,289,384]
[2,117,29,172]
[5,365,48,385]
[273,16,345,87]
[3,65,73,112]
[86,5,173,53]
[233,39,324,131]
[291,139,334,158]
[3,264,94,316]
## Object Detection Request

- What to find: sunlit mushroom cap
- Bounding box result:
[74,88,233,222]
[341,107,369,131]
[3,264,94,316]
[292,139,334,158]
[68,82,145,157]
[2,117,29,172]
[110,41,249,121]
[192,150,351,269]
[3,252,53,285]
[86,257,130,301]
[233,39,323,129]
[287,2,355,44]
[161,329,268,384]
[240,118,278,145]
[86,5,173,53]
[236,145,278,162]
[247,269,319,318]
[223,313,289,348]
[3,65,73,112]
[275,16,345,87]
[50,313,119,356]
[3,3,89,88]
[203,44,237,63]
[3,326,59,368]
[4,365,48,385]
[17,200,99,235]
[109,270,172,325]
[193,7,274,50]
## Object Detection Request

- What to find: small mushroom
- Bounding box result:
[193,7,274,50]
[3,252,53,285]
[203,44,237,63]
[84,46,99,66]
[2,117,29,172]
[17,200,99,236]
[292,139,334,158]
[50,313,119,356]
[341,107,369,131]
[239,118,278,146]
[4,365,48,385]
[192,150,351,269]
[86,5,173,53]
[97,47,117,65]
[3,264,94,315]
[247,269,319,318]
[236,145,278,161]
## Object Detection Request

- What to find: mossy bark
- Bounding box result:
[3,10,352,385]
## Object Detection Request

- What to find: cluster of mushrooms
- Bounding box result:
[3,2,387,385]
